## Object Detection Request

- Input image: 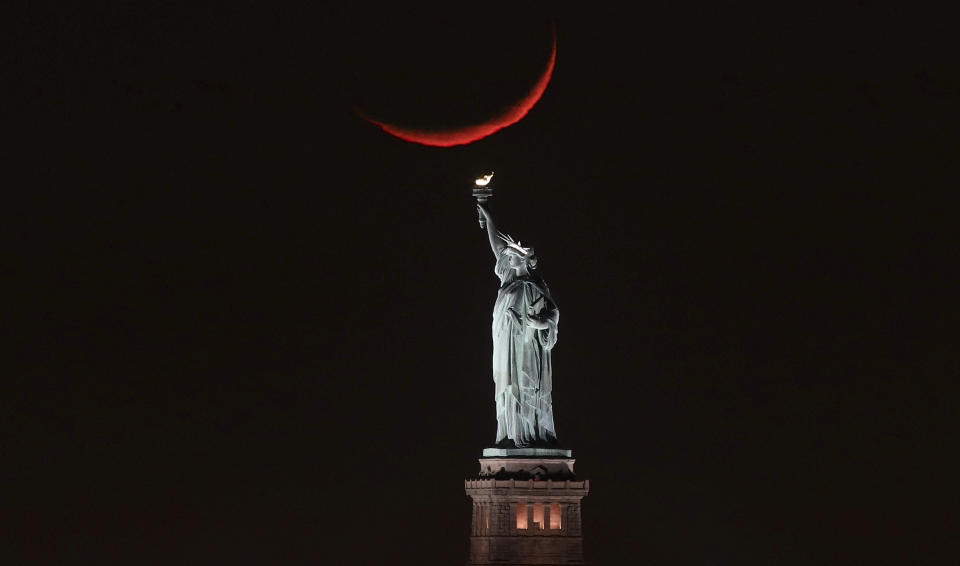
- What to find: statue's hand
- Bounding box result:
[524,313,550,330]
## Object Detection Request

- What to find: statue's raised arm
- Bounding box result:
[477,203,504,259]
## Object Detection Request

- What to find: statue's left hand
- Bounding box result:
[524,313,550,330]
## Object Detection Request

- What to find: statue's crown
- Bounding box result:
[498,232,532,256]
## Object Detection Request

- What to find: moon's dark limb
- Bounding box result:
[359,29,557,147]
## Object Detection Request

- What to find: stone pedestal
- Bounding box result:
[465,449,589,565]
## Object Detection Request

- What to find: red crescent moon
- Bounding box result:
[360,30,557,147]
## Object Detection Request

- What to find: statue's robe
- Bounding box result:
[492,250,559,447]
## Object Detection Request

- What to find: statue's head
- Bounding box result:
[506,247,535,268]
[501,233,538,272]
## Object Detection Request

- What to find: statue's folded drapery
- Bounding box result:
[492,249,559,447]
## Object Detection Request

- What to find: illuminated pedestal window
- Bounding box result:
[533,503,544,529]
[550,502,562,530]
[516,503,528,529]
[516,501,561,531]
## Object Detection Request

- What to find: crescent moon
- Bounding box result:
[360,29,557,147]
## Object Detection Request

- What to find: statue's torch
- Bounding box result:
[473,172,494,229]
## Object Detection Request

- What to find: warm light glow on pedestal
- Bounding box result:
[533,503,545,529]
[465,475,588,564]
[550,502,562,530]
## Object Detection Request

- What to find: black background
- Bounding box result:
[6,3,957,564]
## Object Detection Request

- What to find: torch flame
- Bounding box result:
[475,173,494,186]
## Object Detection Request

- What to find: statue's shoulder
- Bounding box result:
[494,250,511,277]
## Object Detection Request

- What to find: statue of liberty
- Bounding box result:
[477,203,560,448]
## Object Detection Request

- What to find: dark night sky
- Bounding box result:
[5,3,957,565]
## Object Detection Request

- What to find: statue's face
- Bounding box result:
[506,250,528,272]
